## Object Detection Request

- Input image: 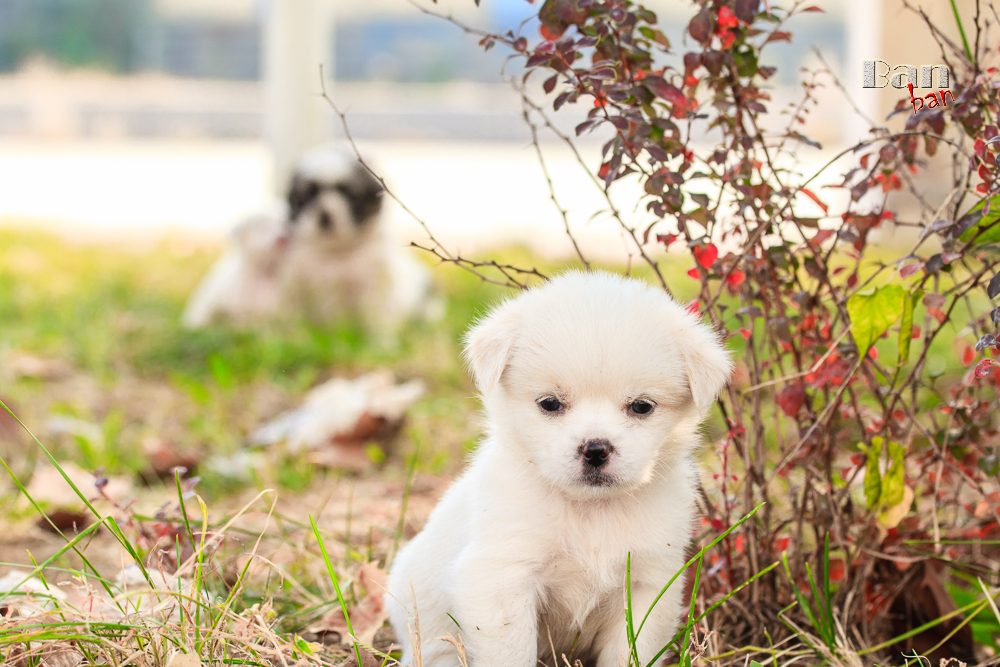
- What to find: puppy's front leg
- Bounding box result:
[452,555,539,667]
[597,581,682,667]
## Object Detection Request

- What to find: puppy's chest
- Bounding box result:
[538,542,627,625]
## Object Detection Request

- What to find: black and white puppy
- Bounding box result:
[183,146,440,335]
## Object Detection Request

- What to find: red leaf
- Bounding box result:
[776,384,806,417]
[868,347,878,360]
[687,266,700,279]
[688,7,712,44]
[962,344,975,366]
[799,188,829,214]
[686,300,701,315]
[738,328,751,340]
[900,262,924,278]
[975,139,987,160]
[726,269,746,286]
[717,6,739,28]
[976,359,994,379]
[644,75,687,107]
[911,325,921,340]
[774,535,791,552]
[828,558,845,582]
[928,307,947,323]
[801,5,824,11]
[693,243,719,268]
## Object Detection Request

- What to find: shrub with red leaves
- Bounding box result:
[403,0,1000,661]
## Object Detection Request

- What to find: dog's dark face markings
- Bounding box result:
[286,164,384,230]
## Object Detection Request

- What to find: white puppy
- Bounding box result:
[183,146,440,334]
[388,271,732,667]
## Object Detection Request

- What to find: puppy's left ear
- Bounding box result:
[463,303,520,394]
[677,314,733,413]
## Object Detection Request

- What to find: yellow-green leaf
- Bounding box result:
[959,196,1000,244]
[864,437,883,510]
[848,285,906,354]
[878,485,914,529]
[882,440,906,508]
[898,289,923,365]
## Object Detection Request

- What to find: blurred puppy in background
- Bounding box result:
[182,146,440,337]
[388,271,732,667]
[182,204,289,328]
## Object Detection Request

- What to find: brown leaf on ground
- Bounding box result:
[888,561,974,662]
[165,651,202,667]
[1,641,81,667]
[25,461,131,510]
[308,561,388,646]
[0,395,25,445]
[142,437,202,479]
[5,352,72,381]
[39,643,84,667]
[37,509,92,535]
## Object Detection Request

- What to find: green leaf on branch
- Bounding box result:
[882,440,906,508]
[958,196,1000,244]
[847,285,906,354]
[864,437,883,509]
[898,288,923,365]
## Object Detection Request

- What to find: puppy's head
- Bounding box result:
[286,146,384,250]
[464,271,732,498]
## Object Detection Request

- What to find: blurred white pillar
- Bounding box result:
[845,0,883,144]
[262,0,336,195]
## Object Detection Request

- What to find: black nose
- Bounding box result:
[581,439,613,468]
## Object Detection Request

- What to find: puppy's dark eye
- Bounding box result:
[629,400,654,415]
[319,211,333,230]
[538,397,563,413]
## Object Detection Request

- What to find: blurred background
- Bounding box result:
[0,0,870,258]
[0,0,978,254]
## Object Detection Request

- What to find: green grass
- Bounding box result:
[0,228,994,666]
[0,229,516,497]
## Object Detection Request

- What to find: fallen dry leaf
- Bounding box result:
[36,509,92,535]
[4,352,72,381]
[0,395,25,445]
[142,437,202,479]
[25,461,131,511]
[308,561,388,646]
[166,652,202,667]
[251,370,423,455]
[39,643,84,667]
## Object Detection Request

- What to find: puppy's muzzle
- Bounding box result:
[580,439,613,468]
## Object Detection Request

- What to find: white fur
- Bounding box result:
[388,271,732,667]
[181,204,289,328]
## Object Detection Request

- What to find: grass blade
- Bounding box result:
[626,552,641,667]
[310,513,363,667]
[636,502,765,638]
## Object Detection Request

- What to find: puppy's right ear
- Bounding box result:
[463,304,519,393]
